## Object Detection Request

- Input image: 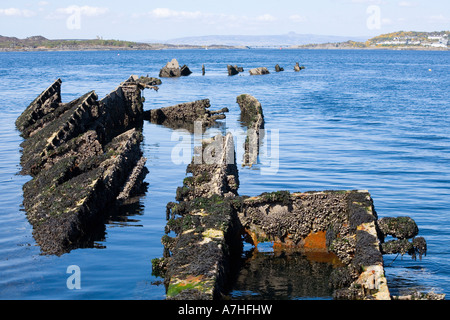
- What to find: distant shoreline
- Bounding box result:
[1,31,449,52]
[0,45,243,52]
[1,46,448,52]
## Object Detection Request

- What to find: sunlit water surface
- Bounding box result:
[0,49,448,299]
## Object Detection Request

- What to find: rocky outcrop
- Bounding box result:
[16,76,152,255]
[236,94,264,167]
[180,65,192,76]
[227,65,244,76]
[144,99,229,132]
[159,59,192,78]
[377,217,427,259]
[159,59,181,78]
[275,64,284,72]
[249,67,270,75]
[294,62,306,72]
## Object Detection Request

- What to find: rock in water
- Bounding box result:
[159,59,192,78]
[227,65,240,76]
[249,67,270,75]
[159,59,181,78]
[294,62,305,72]
[275,64,284,72]
[180,65,192,76]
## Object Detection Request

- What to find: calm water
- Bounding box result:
[0,49,449,299]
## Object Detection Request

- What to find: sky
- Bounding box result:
[0,0,449,41]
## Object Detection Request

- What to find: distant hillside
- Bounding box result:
[0,35,236,51]
[165,32,369,47]
[2,31,448,52]
[0,35,157,51]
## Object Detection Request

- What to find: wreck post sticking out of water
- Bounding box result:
[144,99,229,132]
[236,94,265,167]
[15,76,157,255]
[162,133,241,299]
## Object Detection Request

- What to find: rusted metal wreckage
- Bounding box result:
[16,71,437,300]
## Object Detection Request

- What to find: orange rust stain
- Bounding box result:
[303,231,327,250]
[244,228,259,246]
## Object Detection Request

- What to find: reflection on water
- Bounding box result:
[69,196,148,253]
[228,244,340,300]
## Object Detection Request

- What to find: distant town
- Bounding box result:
[295,31,450,50]
[369,31,448,48]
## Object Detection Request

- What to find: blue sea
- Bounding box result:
[0,49,449,300]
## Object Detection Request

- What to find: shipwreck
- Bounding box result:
[16,74,437,300]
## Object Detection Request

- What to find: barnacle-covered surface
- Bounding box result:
[145,99,228,132]
[16,76,152,255]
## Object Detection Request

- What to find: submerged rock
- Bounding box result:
[16,76,151,255]
[180,65,193,76]
[275,64,284,72]
[249,67,270,75]
[294,62,305,72]
[377,216,419,239]
[227,65,243,76]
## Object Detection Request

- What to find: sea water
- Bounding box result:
[0,49,449,299]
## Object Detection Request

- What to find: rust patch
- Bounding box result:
[244,228,259,246]
[303,231,328,251]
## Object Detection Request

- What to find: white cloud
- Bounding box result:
[289,14,307,23]
[381,18,393,25]
[427,14,449,23]
[148,8,203,19]
[398,1,417,7]
[256,14,277,22]
[350,0,385,4]
[0,8,36,17]
[54,5,109,17]
[142,8,279,27]
[38,1,50,6]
